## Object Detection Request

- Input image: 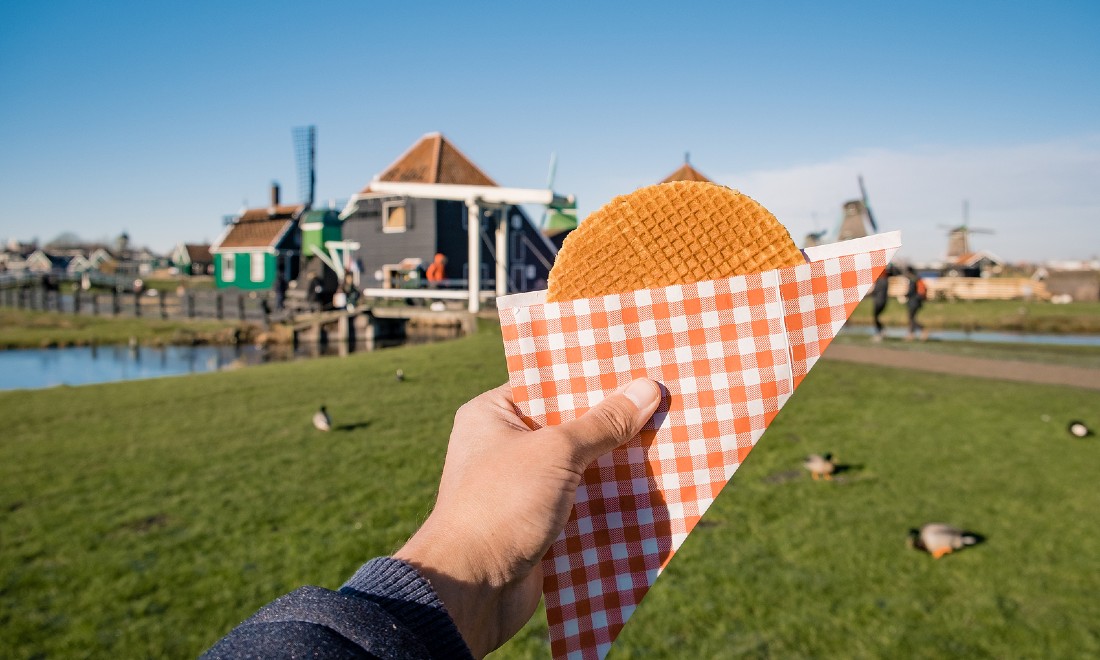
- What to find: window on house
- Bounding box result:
[251,253,264,282]
[223,254,235,281]
[383,200,408,233]
[512,233,526,262]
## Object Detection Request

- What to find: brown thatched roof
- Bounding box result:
[361,133,497,193]
[660,162,713,184]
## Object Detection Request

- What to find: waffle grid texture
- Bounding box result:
[547,181,805,303]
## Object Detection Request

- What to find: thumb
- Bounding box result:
[557,379,662,469]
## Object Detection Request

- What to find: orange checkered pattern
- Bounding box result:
[499,243,896,660]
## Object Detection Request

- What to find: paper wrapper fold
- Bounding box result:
[497,232,900,660]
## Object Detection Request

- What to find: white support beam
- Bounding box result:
[361,288,496,301]
[467,200,481,313]
[496,208,508,298]
[309,245,340,278]
[365,181,572,207]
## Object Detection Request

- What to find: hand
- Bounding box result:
[394,379,662,658]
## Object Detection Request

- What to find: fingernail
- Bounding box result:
[623,378,659,409]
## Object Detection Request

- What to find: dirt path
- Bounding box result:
[823,344,1100,391]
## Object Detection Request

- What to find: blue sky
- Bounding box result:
[1,1,1097,261]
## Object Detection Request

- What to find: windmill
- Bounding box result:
[539,152,578,237]
[939,200,993,260]
[292,125,316,210]
[836,175,880,241]
[292,126,356,291]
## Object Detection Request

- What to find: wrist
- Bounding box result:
[339,556,474,659]
[395,519,499,658]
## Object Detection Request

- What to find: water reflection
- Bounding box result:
[840,325,1100,346]
[0,327,463,391]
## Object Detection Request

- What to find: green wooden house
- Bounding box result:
[210,184,304,290]
[299,208,343,264]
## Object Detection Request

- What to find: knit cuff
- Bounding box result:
[340,557,473,660]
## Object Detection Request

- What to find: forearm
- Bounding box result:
[202,557,473,659]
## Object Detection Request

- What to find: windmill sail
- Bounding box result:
[293,126,316,209]
[859,175,878,232]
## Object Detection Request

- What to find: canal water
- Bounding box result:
[0,344,269,391]
[839,325,1100,347]
[2,327,1096,392]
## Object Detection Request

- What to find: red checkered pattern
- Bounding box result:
[499,241,896,660]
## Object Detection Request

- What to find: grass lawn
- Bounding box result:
[1,322,1098,658]
[0,308,242,349]
[848,298,1100,334]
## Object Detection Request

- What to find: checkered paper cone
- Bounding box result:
[497,232,900,660]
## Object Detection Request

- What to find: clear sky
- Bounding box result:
[2,1,1098,262]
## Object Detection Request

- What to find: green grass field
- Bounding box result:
[1,322,1098,658]
[0,308,242,349]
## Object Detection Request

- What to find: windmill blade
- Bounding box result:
[546,152,558,190]
[540,152,558,229]
[858,175,879,232]
[293,126,316,208]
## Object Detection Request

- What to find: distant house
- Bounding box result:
[170,243,213,276]
[340,132,563,294]
[87,248,113,271]
[25,250,74,274]
[660,159,713,184]
[0,251,28,273]
[1044,269,1100,302]
[945,251,1003,278]
[67,255,94,273]
[210,184,304,290]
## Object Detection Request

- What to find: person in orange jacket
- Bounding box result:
[426,253,447,287]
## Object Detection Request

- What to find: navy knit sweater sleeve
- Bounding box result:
[202,557,474,659]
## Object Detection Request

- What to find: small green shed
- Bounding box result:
[210,196,304,290]
[299,209,343,262]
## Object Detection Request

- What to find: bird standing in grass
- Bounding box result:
[803,453,836,481]
[1068,420,1091,437]
[395,369,405,382]
[907,523,978,559]
[313,405,332,432]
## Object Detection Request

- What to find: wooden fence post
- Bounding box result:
[238,295,246,321]
[112,289,120,316]
[134,291,142,317]
[159,294,167,319]
[216,294,223,320]
[187,293,195,318]
[74,289,81,314]
[92,293,99,316]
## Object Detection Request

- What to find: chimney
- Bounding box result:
[271,181,280,208]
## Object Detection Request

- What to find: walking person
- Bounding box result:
[426,252,447,288]
[905,266,929,341]
[870,264,895,342]
[274,272,287,311]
